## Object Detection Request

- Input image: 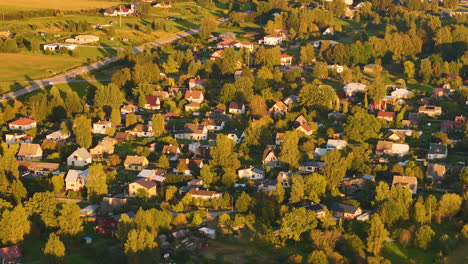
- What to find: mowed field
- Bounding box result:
[0,0,121,11]
[0,53,85,81]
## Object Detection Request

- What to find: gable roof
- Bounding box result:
[70,147,92,160]
[145,95,160,106]
[377,111,395,119]
[262,148,279,161]
[162,145,180,154]
[0,246,22,260]
[185,90,203,100]
[329,202,359,214]
[17,143,41,156]
[185,123,206,134]
[392,175,417,187]
[426,163,446,178]
[124,155,148,166]
[65,169,89,182]
[428,144,447,154]
[189,78,207,85]
[132,178,157,189]
[9,117,37,126]
[229,101,244,110]
[271,101,288,111]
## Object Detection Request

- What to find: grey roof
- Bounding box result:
[71,147,92,160]
[65,169,89,182]
[113,211,135,221]
[252,168,265,174]
[329,202,359,214]
[428,144,447,154]
[301,160,325,168]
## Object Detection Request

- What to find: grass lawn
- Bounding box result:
[383,241,436,264]
[448,241,468,264]
[0,0,121,11]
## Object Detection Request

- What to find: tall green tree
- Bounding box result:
[235,192,253,213]
[279,207,317,242]
[300,44,315,65]
[87,163,108,202]
[200,164,216,188]
[25,192,58,229]
[124,228,158,264]
[322,150,347,195]
[290,175,305,203]
[299,84,337,110]
[304,173,327,202]
[279,131,301,169]
[0,205,31,245]
[57,203,83,238]
[414,225,435,250]
[345,107,381,143]
[200,16,218,39]
[73,116,92,149]
[151,114,165,138]
[211,134,240,170]
[437,193,462,221]
[43,233,66,264]
[367,214,388,256]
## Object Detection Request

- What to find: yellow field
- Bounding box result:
[0,0,121,11]
[0,53,85,81]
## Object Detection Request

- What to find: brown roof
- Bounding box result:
[377,111,395,119]
[18,161,59,171]
[17,143,41,156]
[121,104,138,112]
[392,175,417,187]
[262,148,278,161]
[189,79,207,85]
[145,95,160,106]
[133,178,157,189]
[229,101,244,110]
[9,117,37,126]
[376,140,393,151]
[188,188,220,197]
[185,90,203,100]
[426,163,446,178]
[162,145,180,155]
[271,101,288,111]
[124,155,148,166]
[185,123,206,134]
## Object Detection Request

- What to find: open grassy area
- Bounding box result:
[0,0,121,11]
[383,242,436,264]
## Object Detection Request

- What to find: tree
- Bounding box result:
[200,16,218,40]
[419,58,433,83]
[124,228,158,264]
[307,250,328,264]
[116,213,135,242]
[211,134,240,170]
[444,0,459,9]
[234,76,254,102]
[279,207,317,242]
[219,47,240,75]
[73,116,92,149]
[165,186,178,202]
[57,203,83,238]
[403,61,415,80]
[156,155,170,169]
[279,131,301,169]
[200,164,216,187]
[367,214,388,256]
[413,196,427,225]
[274,181,285,204]
[25,192,58,229]
[245,117,274,147]
[437,193,462,221]
[299,84,337,110]
[289,175,305,203]
[304,173,327,202]
[111,107,121,126]
[236,192,253,213]
[249,95,268,118]
[300,44,315,65]
[345,107,381,143]
[87,163,108,202]
[162,55,180,74]
[0,205,31,245]
[219,83,236,103]
[313,62,329,79]
[126,113,137,127]
[31,38,41,53]
[43,233,66,264]
[222,168,237,188]
[151,114,165,137]
[322,150,347,195]
[414,225,435,249]
[310,229,342,253]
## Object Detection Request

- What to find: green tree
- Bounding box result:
[300,44,315,65]
[274,181,285,204]
[165,186,178,202]
[111,108,121,126]
[313,62,329,79]
[222,168,237,188]
[322,150,347,195]
[279,207,317,242]
[345,107,381,143]
[304,173,327,202]
[307,250,328,264]
[290,175,305,203]
[31,38,41,53]
[200,16,218,40]
[219,47,240,75]
[200,164,216,188]
[124,228,158,264]
[211,134,240,170]
[43,233,66,264]
[403,61,415,80]
[73,116,92,149]
[414,225,435,249]
[437,193,462,221]
[162,55,180,74]
[25,192,58,229]
[57,203,83,238]
[419,58,433,83]
[299,83,337,110]
[151,114,165,137]
[236,192,253,213]
[116,213,135,242]
[279,131,301,169]
[126,113,137,127]
[413,196,427,225]
[367,214,389,256]
[87,163,108,202]
[219,83,236,103]
[443,0,459,9]
[156,155,170,169]
[0,205,31,245]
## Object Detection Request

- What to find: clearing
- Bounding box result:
[0,0,120,11]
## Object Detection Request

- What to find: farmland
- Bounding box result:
[0,0,121,11]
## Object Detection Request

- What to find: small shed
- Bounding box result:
[198,227,216,239]
[83,236,93,244]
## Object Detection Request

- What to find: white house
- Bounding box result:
[185,90,204,104]
[427,144,448,159]
[5,134,31,145]
[126,124,154,138]
[392,175,418,195]
[343,83,367,97]
[67,148,92,167]
[17,143,43,161]
[375,141,409,156]
[46,130,70,141]
[280,54,293,66]
[263,35,283,46]
[65,169,89,191]
[93,121,112,134]
[43,43,76,51]
[323,27,335,35]
[238,166,265,180]
[228,102,246,114]
[8,117,37,131]
[326,139,348,150]
[269,101,288,115]
[137,169,166,182]
[227,130,245,144]
[390,88,412,99]
[188,79,207,90]
[174,124,208,141]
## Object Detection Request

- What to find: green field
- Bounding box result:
[0,0,121,11]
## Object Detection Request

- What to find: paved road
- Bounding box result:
[0,18,229,101]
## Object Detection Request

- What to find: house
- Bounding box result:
[323,27,334,35]
[440,121,454,133]
[262,148,280,168]
[280,54,293,66]
[46,130,70,141]
[188,188,222,200]
[238,166,265,180]
[329,203,363,220]
[8,117,37,131]
[144,95,161,110]
[233,41,255,51]
[326,139,347,150]
[328,65,344,73]
[176,158,204,175]
[269,101,288,115]
[275,132,284,145]
[386,129,414,142]
[283,95,299,105]
[199,227,216,239]
[0,245,22,264]
[185,90,204,103]
[427,144,448,159]
[426,163,446,182]
[343,83,367,97]
[17,143,42,161]
[90,137,116,156]
[228,102,246,114]
[93,120,112,134]
[18,161,59,177]
[341,175,375,192]
[377,111,395,122]
[136,169,167,182]
[432,88,453,99]
[43,43,76,51]
[418,105,442,117]
[312,40,340,48]
[124,155,149,171]
[161,145,181,160]
[65,169,89,191]
[153,2,172,8]
[392,175,418,195]
[103,8,118,16]
[5,134,32,145]
[263,34,283,46]
[126,124,154,138]
[295,122,314,136]
[121,104,139,115]
[153,90,169,100]
[216,40,237,49]
[299,161,325,174]
[219,32,236,41]
[66,35,99,44]
[375,141,409,156]
[210,49,224,60]
[227,130,245,144]
[454,115,467,128]
[306,203,326,218]
[67,148,92,167]
[201,118,225,131]
[185,102,201,112]
[174,123,208,141]
[188,78,207,89]
[257,178,278,192]
[363,64,378,75]
[128,178,157,197]
[390,88,412,99]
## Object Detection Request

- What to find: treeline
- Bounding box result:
[2,8,105,21]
